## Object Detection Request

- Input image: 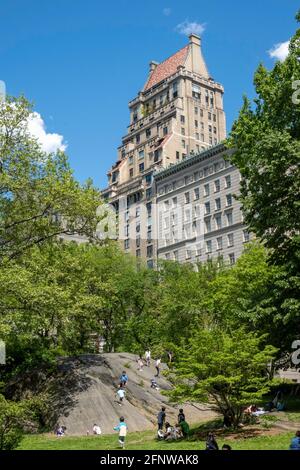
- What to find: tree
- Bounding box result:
[228,13,300,264]
[168,328,277,428]
[228,12,300,352]
[0,96,102,262]
[0,394,34,450]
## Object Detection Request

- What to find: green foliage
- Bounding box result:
[168,328,277,428]
[0,96,102,262]
[0,394,35,450]
[227,13,300,351]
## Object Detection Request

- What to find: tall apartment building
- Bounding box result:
[155,143,251,265]
[102,34,226,266]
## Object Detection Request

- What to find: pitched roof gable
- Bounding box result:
[144,45,189,91]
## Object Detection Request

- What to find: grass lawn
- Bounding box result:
[18,429,295,451]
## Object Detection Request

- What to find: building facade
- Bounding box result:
[154,143,250,265]
[102,34,226,266]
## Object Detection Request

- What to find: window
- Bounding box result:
[145,173,152,185]
[182,139,186,149]
[136,222,140,233]
[192,83,201,99]
[181,127,185,135]
[243,230,250,243]
[147,245,153,258]
[205,202,211,215]
[136,134,140,144]
[205,218,211,233]
[201,122,204,130]
[215,214,222,230]
[180,115,185,124]
[136,249,141,258]
[225,175,231,188]
[154,149,161,162]
[213,114,216,122]
[194,171,200,180]
[208,125,212,133]
[124,239,130,250]
[196,132,200,140]
[147,228,152,241]
[185,209,191,222]
[216,236,223,250]
[164,200,170,211]
[136,236,141,248]
[229,253,235,265]
[129,168,134,177]
[213,127,217,134]
[124,224,129,237]
[200,109,203,117]
[196,144,200,152]
[201,133,205,141]
[164,217,170,229]
[171,212,178,226]
[139,162,144,172]
[176,151,180,160]
[226,194,233,207]
[208,112,212,120]
[214,138,218,145]
[163,126,168,136]
[147,259,154,268]
[172,81,178,98]
[206,240,212,253]
[129,155,133,164]
[194,106,198,114]
[227,233,234,247]
[146,128,151,138]
[173,250,179,261]
[195,119,198,128]
[209,137,213,145]
[159,95,163,106]
[215,198,221,211]
[184,192,190,204]
[184,224,191,239]
[186,249,192,259]
[139,149,144,159]
[214,179,220,192]
[146,188,152,200]
[204,183,210,196]
[136,206,140,218]
[172,197,177,207]
[194,205,200,218]
[226,212,233,226]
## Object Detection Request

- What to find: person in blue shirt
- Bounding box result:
[289,430,300,450]
[113,416,128,448]
[119,371,128,387]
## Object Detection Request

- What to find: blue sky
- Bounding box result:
[0,0,298,188]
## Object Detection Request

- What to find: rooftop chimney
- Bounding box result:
[149,61,159,72]
[189,33,201,47]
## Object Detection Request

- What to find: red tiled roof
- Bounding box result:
[144,45,189,91]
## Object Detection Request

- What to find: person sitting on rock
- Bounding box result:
[151,378,159,390]
[92,423,101,435]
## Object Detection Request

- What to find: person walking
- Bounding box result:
[113,416,128,449]
[157,406,166,430]
[137,356,144,371]
[155,358,161,377]
[116,386,126,405]
[145,349,151,367]
[119,371,128,387]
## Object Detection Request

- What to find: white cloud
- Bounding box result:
[268,40,290,62]
[175,20,206,36]
[163,7,171,16]
[27,112,67,154]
